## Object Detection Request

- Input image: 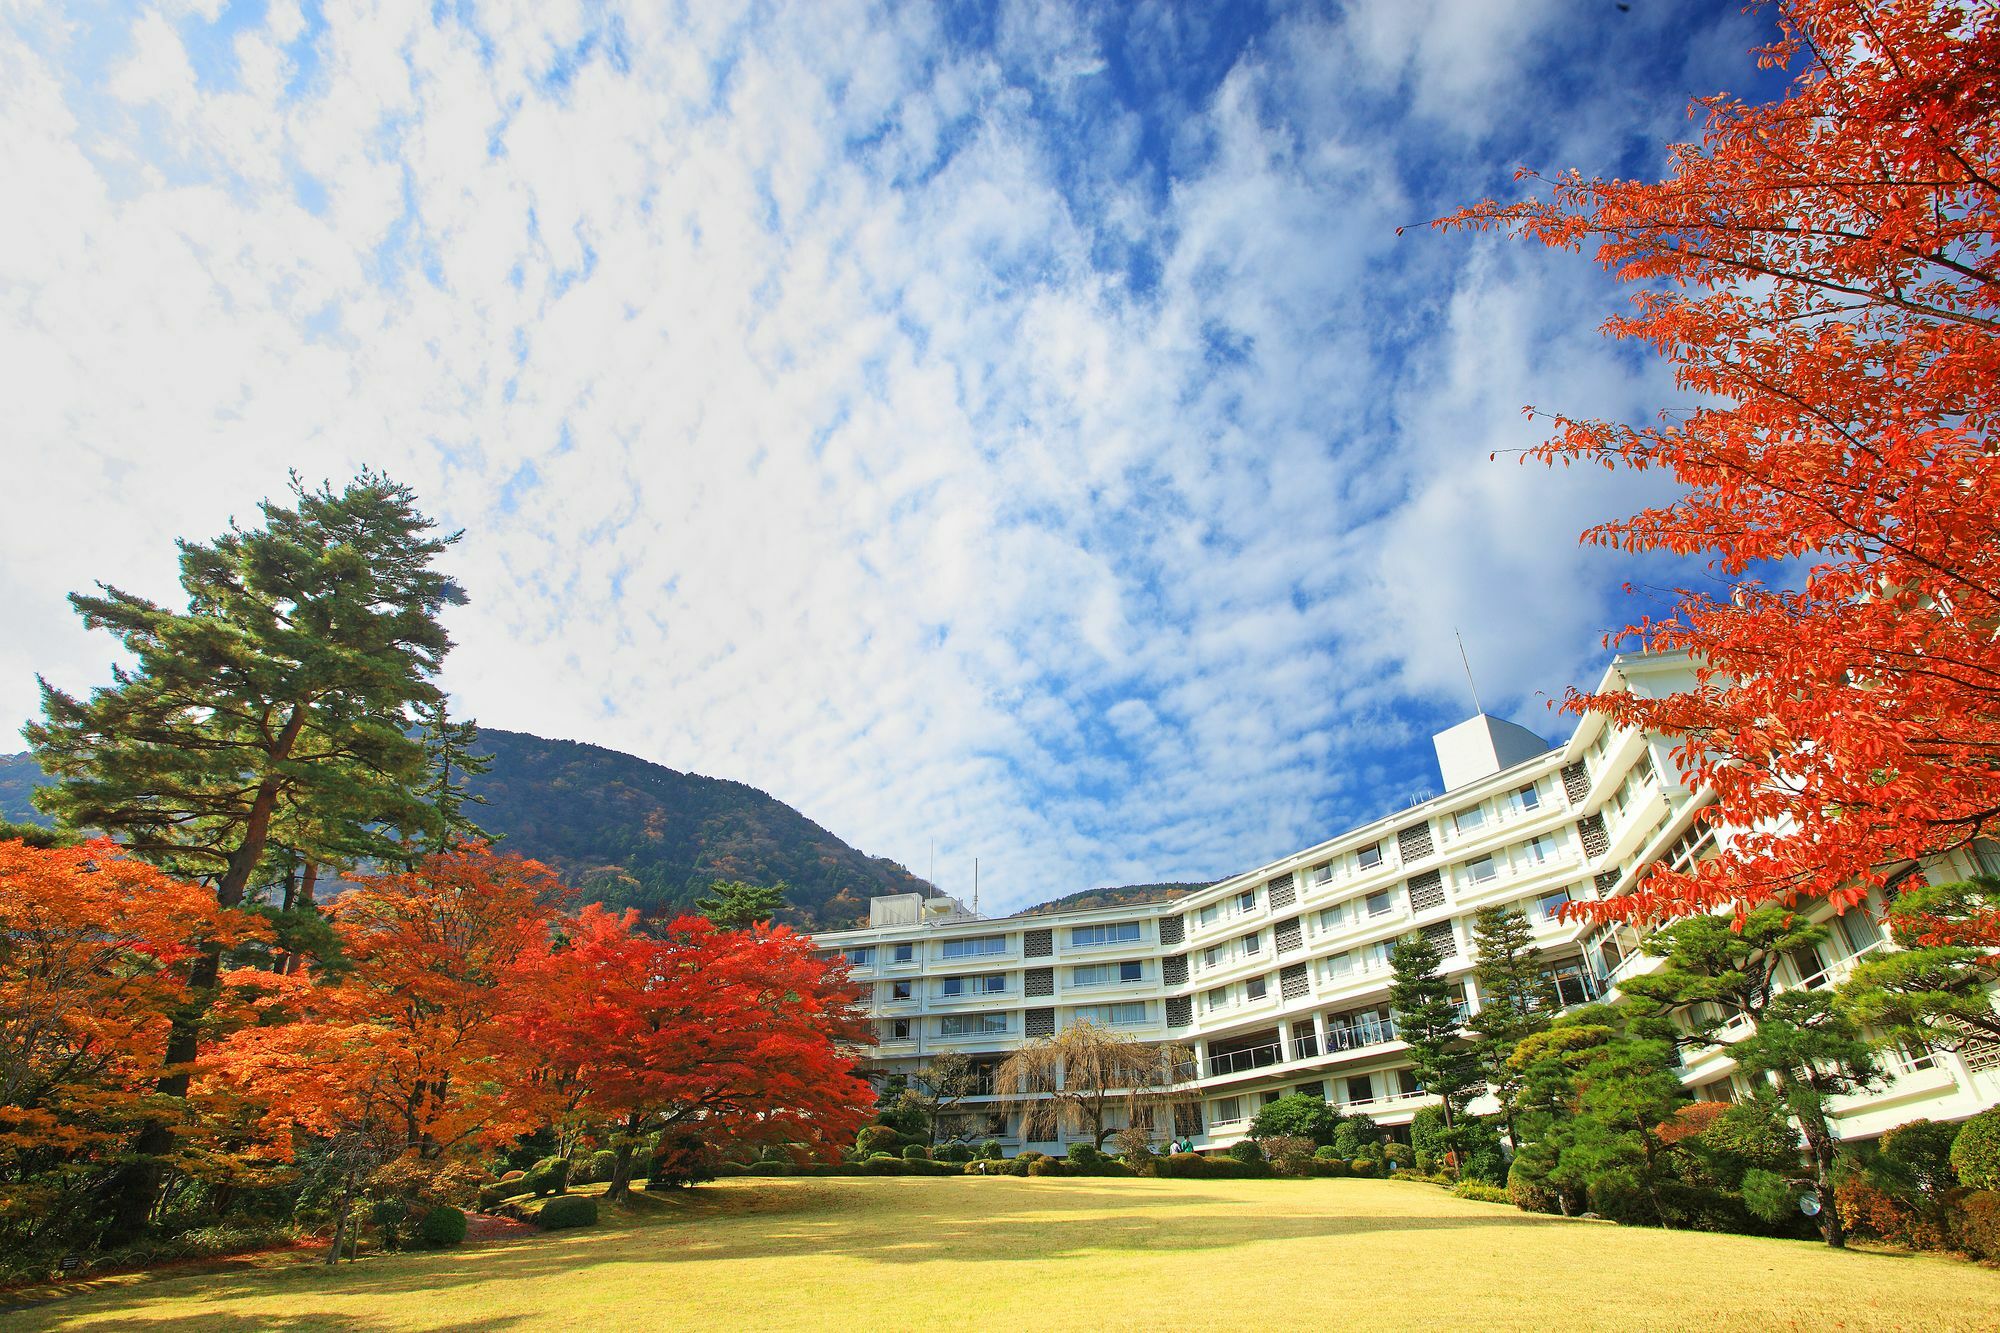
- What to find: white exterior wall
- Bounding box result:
[815,649,2000,1152]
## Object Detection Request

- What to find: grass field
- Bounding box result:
[10,1175,2000,1332]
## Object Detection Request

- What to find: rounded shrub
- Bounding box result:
[860,1155,905,1176]
[856,1125,902,1157]
[1953,1190,2000,1260]
[1949,1110,2000,1191]
[978,1141,1003,1161]
[1065,1142,1106,1169]
[418,1205,467,1249]
[1350,1158,1379,1178]
[1312,1144,1342,1162]
[1226,1140,1265,1166]
[538,1195,598,1231]
[901,1144,931,1161]
[1027,1158,1074,1177]
[1383,1144,1412,1169]
[589,1149,620,1183]
[938,1143,974,1164]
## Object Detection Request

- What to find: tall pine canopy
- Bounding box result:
[27,470,463,902]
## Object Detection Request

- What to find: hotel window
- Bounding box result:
[1071,921,1142,947]
[889,1018,911,1040]
[1072,964,1110,986]
[1214,1096,1244,1124]
[1243,931,1263,955]
[1119,960,1143,983]
[843,947,875,966]
[1536,887,1572,921]
[890,980,913,1001]
[1075,1002,1147,1027]
[1466,856,1498,884]
[1236,889,1257,913]
[940,974,1006,998]
[1345,1075,1373,1105]
[1197,902,1221,927]
[1453,805,1486,834]
[939,1013,1008,1037]
[1517,782,1541,811]
[1356,843,1383,870]
[1836,908,1884,956]
[1359,941,1394,972]
[1312,861,1334,885]
[1245,975,1268,1002]
[1365,890,1393,917]
[1323,951,1353,979]
[1318,903,1348,932]
[942,935,1006,959]
[891,942,914,964]
[1202,946,1223,969]
[1525,833,1558,864]
[1397,1069,1422,1097]
[1205,987,1230,1013]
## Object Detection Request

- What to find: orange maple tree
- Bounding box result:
[208,845,561,1164]
[0,839,261,1243]
[1434,0,1999,927]
[510,906,875,1198]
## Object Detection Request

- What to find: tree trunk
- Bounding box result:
[105,708,309,1244]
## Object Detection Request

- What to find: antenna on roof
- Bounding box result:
[1456,629,1484,716]
[973,857,980,916]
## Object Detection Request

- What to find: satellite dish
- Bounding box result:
[1799,1193,1822,1217]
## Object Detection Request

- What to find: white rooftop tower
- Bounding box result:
[1432,714,1551,791]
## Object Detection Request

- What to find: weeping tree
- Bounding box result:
[994,1021,1194,1149]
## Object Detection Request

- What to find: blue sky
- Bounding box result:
[0,0,1781,909]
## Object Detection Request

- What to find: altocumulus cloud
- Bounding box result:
[0,0,1771,909]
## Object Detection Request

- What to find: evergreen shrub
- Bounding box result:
[418,1205,467,1248]
[538,1196,598,1230]
[1950,1110,2000,1191]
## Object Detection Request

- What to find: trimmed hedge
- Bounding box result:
[538,1196,598,1230]
[418,1205,467,1248]
[1951,1110,2000,1191]
[1451,1181,1511,1204]
[1154,1152,1269,1180]
[1955,1190,2000,1260]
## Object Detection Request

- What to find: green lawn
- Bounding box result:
[11,1176,2000,1331]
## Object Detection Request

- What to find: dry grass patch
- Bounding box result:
[9,1175,1999,1331]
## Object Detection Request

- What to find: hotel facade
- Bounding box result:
[813,651,2000,1153]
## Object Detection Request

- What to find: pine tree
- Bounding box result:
[24,470,462,1242]
[693,879,789,930]
[1468,906,1555,1145]
[1388,932,1479,1143]
[413,695,493,855]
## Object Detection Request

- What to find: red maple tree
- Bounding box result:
[511,906,875,1198]
[1433,0,1999,927]
[0,839,262,1241]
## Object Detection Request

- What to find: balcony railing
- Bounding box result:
[1206,1041,1286,1078]
[1326,1017,1398,1051]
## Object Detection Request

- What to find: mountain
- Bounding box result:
[0,732,935,930]
[1015,881,1210,916]
[460,729,935,929]
[0,751,51,826]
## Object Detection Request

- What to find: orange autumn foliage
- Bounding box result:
[208,845,563,1161]
[0,840,262,1227]
[1434,0,2000,928]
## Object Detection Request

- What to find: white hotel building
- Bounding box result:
[813,652,2000,1152]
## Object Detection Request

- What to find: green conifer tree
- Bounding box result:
[1468,905,1555,1145]
[693,878,790,930]
[24,470,462,1241]
[1388,931,1479,1142]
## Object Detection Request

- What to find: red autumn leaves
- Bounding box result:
[2,839,872,1201]
[1433,0,2000,930]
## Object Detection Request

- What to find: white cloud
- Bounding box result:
[0,0,1756,909]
